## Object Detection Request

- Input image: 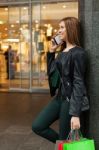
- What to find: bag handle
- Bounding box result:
[67,129,83,141]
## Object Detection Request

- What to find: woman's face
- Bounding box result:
[58,21,67,42]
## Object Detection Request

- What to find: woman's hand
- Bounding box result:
[71,116,80,130]
[49,39,59,53]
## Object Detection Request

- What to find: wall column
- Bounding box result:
[79,0,99,149]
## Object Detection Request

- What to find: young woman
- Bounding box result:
[32,17,89,143]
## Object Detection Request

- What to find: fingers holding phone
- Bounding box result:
[53,34,63,45]
[49,35,63,52]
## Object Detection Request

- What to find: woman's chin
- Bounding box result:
[60,37,65,41]
[61,39,65,42]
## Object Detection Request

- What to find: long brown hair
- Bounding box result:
[60,17,81,47]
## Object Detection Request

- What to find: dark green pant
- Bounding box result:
[32,95,71,143]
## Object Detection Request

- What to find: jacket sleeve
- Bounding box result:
[69,50,86,117]
[47,52,56,76]
[47,52,58,96]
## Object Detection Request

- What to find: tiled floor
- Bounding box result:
[0,92,57,150]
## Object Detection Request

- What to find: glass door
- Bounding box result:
[8,4,31,91]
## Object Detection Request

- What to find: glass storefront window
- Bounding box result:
[7,6,31,89]
[0,0,78,91]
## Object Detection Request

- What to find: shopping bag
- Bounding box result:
[63,138,95,150]
[55,130,76,150]
[63,130,95,150]
[55,130,95,150]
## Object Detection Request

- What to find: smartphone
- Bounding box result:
[52,35,62,45]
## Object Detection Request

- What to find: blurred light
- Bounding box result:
[54,29,57,33]
[11,24,14,28]
[4,39,19,42]
[5,28,8,31]
[5,8,8,11]
[63,5,67,8]
[23,7,27,10]
[0,21,4,24]
[20,28,23,31]
[2,45,8,49]
[35,20,39,23]
[44,24,48,27]
[43,6,46,9]
[16,20,19,23]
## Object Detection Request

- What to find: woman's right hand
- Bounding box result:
[49,39,60,53]
[71,116,80,130]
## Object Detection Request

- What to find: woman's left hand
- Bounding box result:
[70,116,80,130]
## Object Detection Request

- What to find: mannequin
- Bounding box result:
[37,29,47,53]
[46,24,53,41]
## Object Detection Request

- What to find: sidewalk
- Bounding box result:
[0,92,57,150]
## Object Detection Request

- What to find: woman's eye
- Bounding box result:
[59,26,64,30]
[61,26,64,29]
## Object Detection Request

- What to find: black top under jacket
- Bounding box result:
[47,46,89,117]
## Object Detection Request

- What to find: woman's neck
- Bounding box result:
[63,42,76,52]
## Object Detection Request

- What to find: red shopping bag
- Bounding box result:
[58,141,64,150]
[58,140,71,150]
[55,140,66,150]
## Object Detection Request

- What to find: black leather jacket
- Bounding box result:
[47,46,89,117]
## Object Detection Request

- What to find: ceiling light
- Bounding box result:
[63,5,67,8]
[23,7,27,10]
[43,6,46,9]
[5,8,8,11]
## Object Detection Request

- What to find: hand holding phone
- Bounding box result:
[52,35,62,45]
[49,35,63,52]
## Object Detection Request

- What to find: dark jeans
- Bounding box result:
[32,95,71,143]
